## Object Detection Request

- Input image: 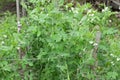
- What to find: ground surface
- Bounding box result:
[0,1,16,13]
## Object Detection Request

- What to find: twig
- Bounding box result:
[22,0,27,16]
[16,0,25,79]
[92,26,101,79]
[0,58,39,61]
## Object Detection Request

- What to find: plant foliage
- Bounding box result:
[0,0,120,80]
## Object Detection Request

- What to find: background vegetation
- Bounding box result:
[0,0,120,80]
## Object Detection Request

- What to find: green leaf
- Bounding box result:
[107,72,118,79]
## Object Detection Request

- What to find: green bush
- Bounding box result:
[0,0,120,80]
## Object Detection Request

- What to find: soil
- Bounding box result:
[0,2,16,13]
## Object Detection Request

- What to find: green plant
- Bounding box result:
[22,1,120,79]
[0,0,120,80]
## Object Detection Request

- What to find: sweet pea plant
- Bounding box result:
[0,0,120,80]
